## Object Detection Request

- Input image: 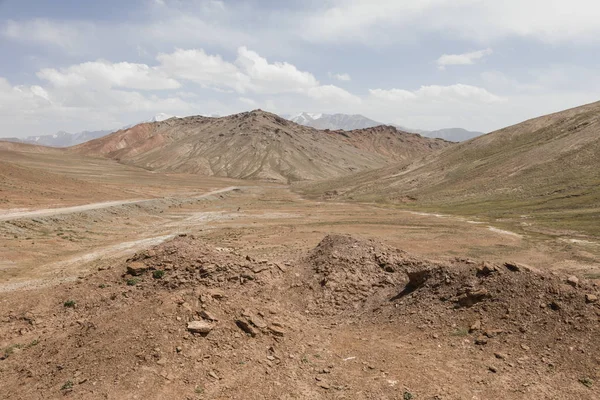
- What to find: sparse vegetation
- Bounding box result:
[60,381,73,390]
[580,377,594,388]
[126,278,138,286]
[403,391,414,400]
[3,344,22,358]
[63,300,76,308]
[152,270,165,279]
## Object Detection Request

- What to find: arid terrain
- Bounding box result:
[1,106,600,400]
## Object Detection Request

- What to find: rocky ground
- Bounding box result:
[1,232,599,399]
[1,152,599,399]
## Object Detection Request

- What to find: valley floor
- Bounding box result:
[1,170,600,399]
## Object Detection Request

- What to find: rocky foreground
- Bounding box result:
[1,234,599,399]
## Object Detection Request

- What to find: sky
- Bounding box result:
[1,0,600,137]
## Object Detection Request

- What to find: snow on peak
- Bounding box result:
[149,113,180,122]
[290,112,324,124]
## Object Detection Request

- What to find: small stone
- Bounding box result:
[488,366,498,373]
[494,352,508,360]
[484,329,504,338]
[236,319,257,337]
[268,325,285,337]
[176,347,182,353]
[317,382,330,390]
[248,314,268,329]
[504,262,521,272]
[475,336,488,345]
[567,276,579,287]
[469,320,482,333]
[549,301,561,311]
[156,359,167,366]
[520,344,530,351]
[585,294,598,303]
[477,263,498,277]
[208,370,219,380]
[126,262,148,276]
[199,310,218,321]
[208,289,225,299]
[187,320,213,334]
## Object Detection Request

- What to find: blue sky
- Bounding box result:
[1,0,600,136]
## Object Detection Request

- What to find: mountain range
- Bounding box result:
[0,113,180,148]
[289,112,484,141]
[72,110,450,183]
[2,112,482,148]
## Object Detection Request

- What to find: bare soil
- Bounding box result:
[1,151,600,399]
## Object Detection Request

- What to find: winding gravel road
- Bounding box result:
[0,186,239,222]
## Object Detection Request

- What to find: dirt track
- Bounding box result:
[0,187,240,222]
[2,184,600,399]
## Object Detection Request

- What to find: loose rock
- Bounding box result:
[187,320,213,334]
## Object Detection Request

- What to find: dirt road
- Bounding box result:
[0,186,239,222]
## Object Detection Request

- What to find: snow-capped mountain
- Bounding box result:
[1,130,113,148]
[1,114,182,148]
[289,112,484,141]
[289,112,324,125]
[147,113,180,122]
[290,113,379,130]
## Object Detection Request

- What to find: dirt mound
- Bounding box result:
[124,234,278,291]
[2,234,599,399]
[388,259,600,381]
[299,234,431,315]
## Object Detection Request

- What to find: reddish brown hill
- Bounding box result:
[72,110,451,183]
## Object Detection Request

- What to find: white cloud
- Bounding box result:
[368,88,416,101]
[238,97,258,107]
[235,46,319,94]
[437,48,492,70]
[157,46,358,104]
[370,84,504,104]
[307,85,361,105]
[331,73,352,81]
[37,61,181,90]
[301,0,600,44]
[157,48,247,92]
[2,19,83,49]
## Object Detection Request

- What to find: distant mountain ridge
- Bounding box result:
[1,130,113,148]
[1,114,180,148]
[290,112,382,130]
[289,112,484,141]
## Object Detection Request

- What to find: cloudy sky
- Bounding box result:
[1,0,600,137]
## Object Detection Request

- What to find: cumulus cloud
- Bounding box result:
[235,46,319,94]
[370,84,504,104]
[307,85,361,104]
[37,61,181,90]
[437,48,492,70]
[157,46,358,102]
[157,49,246,92]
